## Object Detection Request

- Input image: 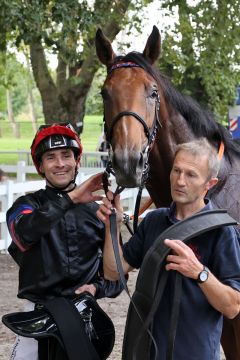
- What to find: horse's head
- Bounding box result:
[95,26,161,187]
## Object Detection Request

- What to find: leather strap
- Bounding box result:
[122,209,237,360]
[43,297,100,360]
[166,272,182,359]
[110,211,158,356]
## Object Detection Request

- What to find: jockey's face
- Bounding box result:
[39,148,78,189]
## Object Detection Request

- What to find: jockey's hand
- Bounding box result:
[69,173,104,204]
[75,284,97,297]
[97,191,123,226]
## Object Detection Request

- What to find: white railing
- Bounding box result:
[0,179,45,251]
[0,165,150,252]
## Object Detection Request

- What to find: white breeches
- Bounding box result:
[9,301,38,360]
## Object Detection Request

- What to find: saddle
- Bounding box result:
[121,209,237,360]
[2,291,115,360]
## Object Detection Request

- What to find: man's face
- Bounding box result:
[170,150,213,206]
[39,148,78,188]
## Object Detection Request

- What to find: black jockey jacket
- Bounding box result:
[6,185,123,303]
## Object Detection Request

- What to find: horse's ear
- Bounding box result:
[95,29,116,67]
[142,26,161,64]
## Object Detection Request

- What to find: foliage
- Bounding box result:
[0,0,153,131]
[0,48,44,119]
[159,0,240,121]
[0,85,6,114]
[0,53,27,115]
[85,67,106,115]
[1,1,239,124]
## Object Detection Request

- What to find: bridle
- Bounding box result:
[104,61,161,147]
[102,61,162,232]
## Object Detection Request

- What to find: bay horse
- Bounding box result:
[95,26,240,359]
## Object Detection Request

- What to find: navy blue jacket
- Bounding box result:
[123,201,240,360]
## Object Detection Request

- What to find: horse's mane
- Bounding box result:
[117,52,240,158]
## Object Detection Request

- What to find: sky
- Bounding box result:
[114,0,178,53]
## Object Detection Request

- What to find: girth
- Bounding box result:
[122,209,237,360]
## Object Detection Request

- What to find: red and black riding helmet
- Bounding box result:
[31,123,83,175]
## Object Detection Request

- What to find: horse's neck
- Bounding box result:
[155,109,195,161]
[147,110,195,208]
[148,103,240,221]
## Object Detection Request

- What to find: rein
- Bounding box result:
[107,193,159,359]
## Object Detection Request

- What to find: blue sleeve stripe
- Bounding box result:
[7,205,34,226]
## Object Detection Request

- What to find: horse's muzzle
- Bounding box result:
[112,150,147,188]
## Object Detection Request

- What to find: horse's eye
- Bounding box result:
[150,90,158,99]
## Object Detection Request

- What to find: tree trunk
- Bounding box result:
[30,40,69,124]
[30,39,98,134]
[29,0,131,134]
[28,90,38,134]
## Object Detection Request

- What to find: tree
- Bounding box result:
[159,0,240,122]
[0,53,29,137]
[85,67,106,115]
[23,48,38,133]
[0,54,40,127]
[0,0,153,133]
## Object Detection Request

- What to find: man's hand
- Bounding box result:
[75,284,97,297]
[164,239,203,280]
[96,191,123,226]
[97,191,130,280]
[68,173,104,204]
[165,239,240,319]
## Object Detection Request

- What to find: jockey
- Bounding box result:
[6,123,122,360]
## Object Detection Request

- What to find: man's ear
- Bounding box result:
[76,155,81,169]
[39,162,44,174]
[206,177,218,191]
[38,163,45,178]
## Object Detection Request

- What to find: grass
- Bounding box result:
[0,115,103,165]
